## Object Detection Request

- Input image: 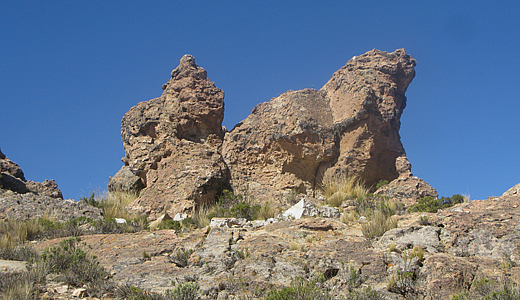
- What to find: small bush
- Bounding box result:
[387,270,417,296]
[39,237,107,287]
[0,245,38,261]
[375,179,389,190]
[419,215,430,226]
[159,220,182,232]
[408,194,465,213]
[265,277,331,300]
[171,249,194,268]
[166,282,200,300]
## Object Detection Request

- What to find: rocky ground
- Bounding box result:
[17,193,518,300]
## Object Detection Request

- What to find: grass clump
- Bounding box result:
[80,190,140,220]
[361,210,398,238]
[206,190,261,221]
[374,179,389,190]
[408,194,465,213]
[321,174,369,207]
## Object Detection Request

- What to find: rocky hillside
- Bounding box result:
[26,192,520,299]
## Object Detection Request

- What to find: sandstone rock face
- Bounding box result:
[222,89,336,200]
[503,182,520,196]
[222,49,418,201]
[120,55,229,219]
[116,49,431,217]
[320,49,416,186]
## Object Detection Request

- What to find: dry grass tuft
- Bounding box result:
[361,211,398,238]
[257,201,276,220]
[340,210,359,223]
[321,174,369,207]
[94,191,140,220]
[289,240,304,252]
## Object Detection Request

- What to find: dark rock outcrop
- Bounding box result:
[0,149,101,221]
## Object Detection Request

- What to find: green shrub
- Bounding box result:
[159,220,182,232]
[171,249,194,268]
[39,237,107,287]
[166,282,200,300]
[375,179,389,190]
[408,194,465,213]
[207,190,261,220]
[265,277,331,300]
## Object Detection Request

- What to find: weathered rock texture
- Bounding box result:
[32,194,520,299]
[0,149,63,199]
[119,55,229,219]
[0,148,101,221]
[222,89,337,200]
[115,49,434,216]
[223,49,419,201]
[320,49,416,186]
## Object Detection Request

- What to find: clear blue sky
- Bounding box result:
[1,1,519,201]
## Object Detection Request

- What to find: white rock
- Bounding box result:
[72,288,87,297]
[115,218,127,224]
[174,213,188,221]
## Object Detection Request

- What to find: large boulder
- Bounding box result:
[223,49,419,201]
[222,89,337,200]
[119,55,229,219]
[0,149,63,198]
[320,49,416,186]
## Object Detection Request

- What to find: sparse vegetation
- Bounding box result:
[81,190,140,220]
[171,249,194,268]
[408,194,465,213]
[265,276,332,300]
[375,179,389,190]
[419,215,430,226]
[289,240,304,252]
[361,210,398,238]
[321,174,369,207]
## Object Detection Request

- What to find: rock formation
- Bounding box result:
[0,148,101,221]
[320,49,416,184]
[222,89,337,200]
[117,54,230,219]
[223,49,421,202]
[114,49,435,217]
